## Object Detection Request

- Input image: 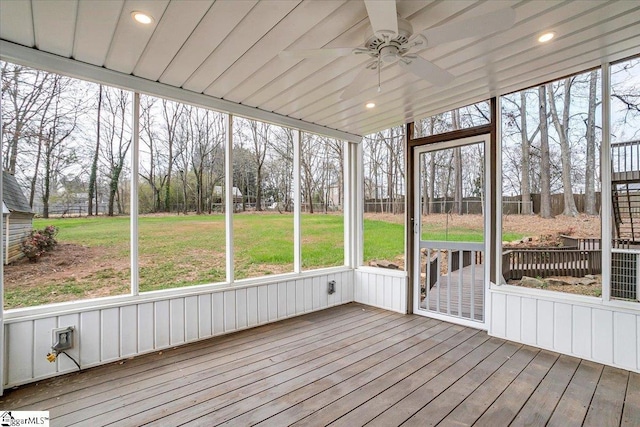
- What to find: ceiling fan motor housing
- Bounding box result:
[364,16,414,61]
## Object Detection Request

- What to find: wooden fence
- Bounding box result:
[502,248,602,280]
[529,193,602,217]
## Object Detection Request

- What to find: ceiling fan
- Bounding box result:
[280,1,516,99]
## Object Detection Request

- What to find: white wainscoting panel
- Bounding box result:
[4,269,354,388]
[354,268,408,314]
[490,287,640,373]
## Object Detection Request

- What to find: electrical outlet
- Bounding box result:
[328,280,336,295]
[52,326,74,351]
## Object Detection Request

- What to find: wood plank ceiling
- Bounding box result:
[1,0,639,137]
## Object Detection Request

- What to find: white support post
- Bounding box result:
[0,85,5,395]
[495,97,503,286]
[343,140,351,267]
[355,141,364,267]
[130,92,140,296]
[402,130,408,273]
[225,114,234,284]
[602,62,612,303]
[293,130,302,273]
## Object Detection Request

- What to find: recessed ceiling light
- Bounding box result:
[131,11,154,25]
[538,32,555,43]
[366,102,376,109]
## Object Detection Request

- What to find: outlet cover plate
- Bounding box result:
[52,327,74,351]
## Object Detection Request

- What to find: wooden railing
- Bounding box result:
[611,139,640,177]
[559,235,601,250]
[502,248,601,280]
[426,249,483,289]
[450,250,483,272]
[427,254,438,289]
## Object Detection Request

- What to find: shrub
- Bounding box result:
[21,226,59,262]
[41,225,58,251]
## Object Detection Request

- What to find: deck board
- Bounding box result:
[622,372,640,426]
[424,264,485,322]
[1,303,637,427]
[64,309,412,425]
[474,350,560,425]
[391,340,522,427]
[583,366,629,427]
[437,345,541,426]
[511,354,581,425]
[547,360,603,427]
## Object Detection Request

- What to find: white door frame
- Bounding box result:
[412,133,492,330]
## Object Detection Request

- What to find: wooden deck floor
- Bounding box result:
[424,264,485,322]
[2,303,639,426]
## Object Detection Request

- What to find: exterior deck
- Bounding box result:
[1,303,638,427]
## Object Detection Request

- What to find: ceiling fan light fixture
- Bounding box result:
[132,11,154,25]
[538,32,555,43]
[366,102,376,109]
[379,45,398,63]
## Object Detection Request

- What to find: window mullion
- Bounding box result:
[294,130,302,273]
[225,114,234,284]
[131,92,140,296]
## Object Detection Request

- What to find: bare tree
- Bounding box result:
[548,79,579,216]
[101,88,132,216]
[268,127,294,212]
[40,76,81,218]
[451,110,463,214]
[1,63,54,174]
[88,85,102,216]
[539,85,553,218]
[519,92,532,214]
[585,71,599,215]
[162,100,182,212]
[247,120,269,211]
[28,81,59,209]
[301,133,318,213]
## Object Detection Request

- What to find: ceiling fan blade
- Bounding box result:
[364,0,398,38]
[399,56,454,86]
[420,7,516,46]
[279,47,355,59]
[340,65,378,100]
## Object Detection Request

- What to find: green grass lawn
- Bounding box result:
[3,214,524,309]
[11,214,356,308]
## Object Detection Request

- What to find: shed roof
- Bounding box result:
[3,172,32,214]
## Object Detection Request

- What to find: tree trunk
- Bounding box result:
[429,152,436,214]
[255,165,263,211]
[88,85,102,216]
[421,157,428,214]
[182,174,188,215]
[519,91,532,214]
[423,118,436,214]
[162,101,179,212]
[585,71,598,215]
[451,110,463,214]
[454,147,462,214]
[548,79,579,216]
[42,136,51,219]
[539,85,553,218]
[29,130,43,209]
[108,165,122,216]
